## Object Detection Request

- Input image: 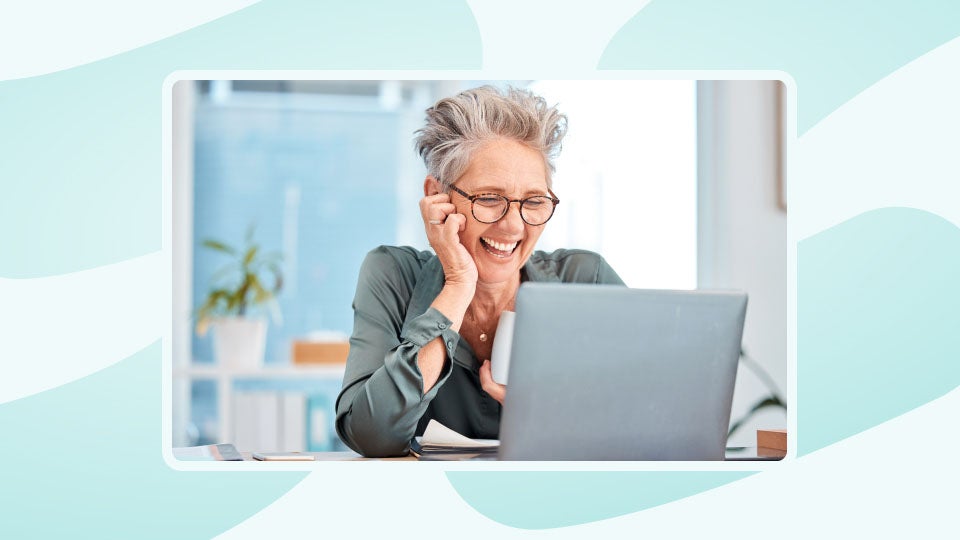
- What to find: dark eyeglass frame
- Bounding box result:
[447,185,560,226]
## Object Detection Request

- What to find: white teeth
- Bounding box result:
[482,238,518,252]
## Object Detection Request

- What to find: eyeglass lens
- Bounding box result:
[472,195,555,225]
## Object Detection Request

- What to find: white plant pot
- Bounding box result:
[212,318,267,369]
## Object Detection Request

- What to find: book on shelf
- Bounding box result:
[234,390,309,452]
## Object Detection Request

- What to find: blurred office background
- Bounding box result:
[171,79,786,451]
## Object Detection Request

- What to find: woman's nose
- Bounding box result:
[498,201,525,233]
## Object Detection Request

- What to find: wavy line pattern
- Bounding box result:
[446,471,753,529]
[600,0,960,134]
[798,207,960,455]
[0,344,307,538]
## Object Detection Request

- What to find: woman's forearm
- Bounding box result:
[419,282,474,393]
[337,303,464,457]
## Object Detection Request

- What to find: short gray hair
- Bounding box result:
[414,85,567,189]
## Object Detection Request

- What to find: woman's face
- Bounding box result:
[450,138,550,287]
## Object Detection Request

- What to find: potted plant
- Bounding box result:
[195,227,283,369]
[727,348,787,442]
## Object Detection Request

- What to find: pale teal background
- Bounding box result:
[0,343,305,538]
[798,208,960,455]
[0,0,481,278]
[2,0,959,535]
[600,0,960,134]
[445,471,753,529]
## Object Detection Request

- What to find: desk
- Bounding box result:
[236,449,783,461]
[241,451,415,461]
[724,446,785,461]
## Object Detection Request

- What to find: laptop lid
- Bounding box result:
[498,283,747,461]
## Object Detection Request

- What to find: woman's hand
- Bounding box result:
[420,188,478,288]
[479,360,506,405]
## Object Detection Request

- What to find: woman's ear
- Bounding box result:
[423,176,443,197]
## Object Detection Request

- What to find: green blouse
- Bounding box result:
[335,245,624,457]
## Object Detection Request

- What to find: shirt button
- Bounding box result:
[438,322,447,330]
[446,340,454,348]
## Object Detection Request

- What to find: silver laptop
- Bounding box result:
[499,283,747,460]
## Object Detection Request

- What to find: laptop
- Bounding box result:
[498,283,747,461]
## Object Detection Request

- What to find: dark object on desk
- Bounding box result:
[172,443,244,461]
[500,284,748,460]
[409,438,499,459]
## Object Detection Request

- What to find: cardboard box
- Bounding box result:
[757,429,787,451]
[292,340,349,365]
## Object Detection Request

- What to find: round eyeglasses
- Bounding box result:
[448,185,560,226]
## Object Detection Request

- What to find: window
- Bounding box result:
[532,80,697,289]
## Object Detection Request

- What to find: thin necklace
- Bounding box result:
[464,308,491,342]
[465,299,514,343]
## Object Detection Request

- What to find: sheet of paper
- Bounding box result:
[420,419,499,447]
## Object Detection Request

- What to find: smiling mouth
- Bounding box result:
[480,237,520,258]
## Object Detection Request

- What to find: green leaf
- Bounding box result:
[211,264,238,284]
[740,348,784,398]
[249,252,283,273]
[225,291,240,312]
[196,224,284,322]
[727,396,787,438]
[250,278,270,304]
[195,288,234,333]
[266,263,283,293]
[201,239,236,256]
[242,246,259,267]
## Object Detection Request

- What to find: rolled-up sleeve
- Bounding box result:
[335,248,459,457]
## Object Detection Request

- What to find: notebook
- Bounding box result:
[498,283,747,461]
[409,420,499,458]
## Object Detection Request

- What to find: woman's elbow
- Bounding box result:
[336,412,411,458]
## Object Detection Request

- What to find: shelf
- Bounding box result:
[174,362,347,448]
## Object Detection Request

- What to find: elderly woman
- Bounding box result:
[335,85,623,457]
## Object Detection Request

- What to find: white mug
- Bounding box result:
[490,310,515,385]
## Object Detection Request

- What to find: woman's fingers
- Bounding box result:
[422,196,462,246]
[428,211,463,247]
[479,360,506,405]
[443,211,466,234]
[429,203,457,224]
[420,193,478,286]
[420,195,456,225]
[419,193,451,216]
